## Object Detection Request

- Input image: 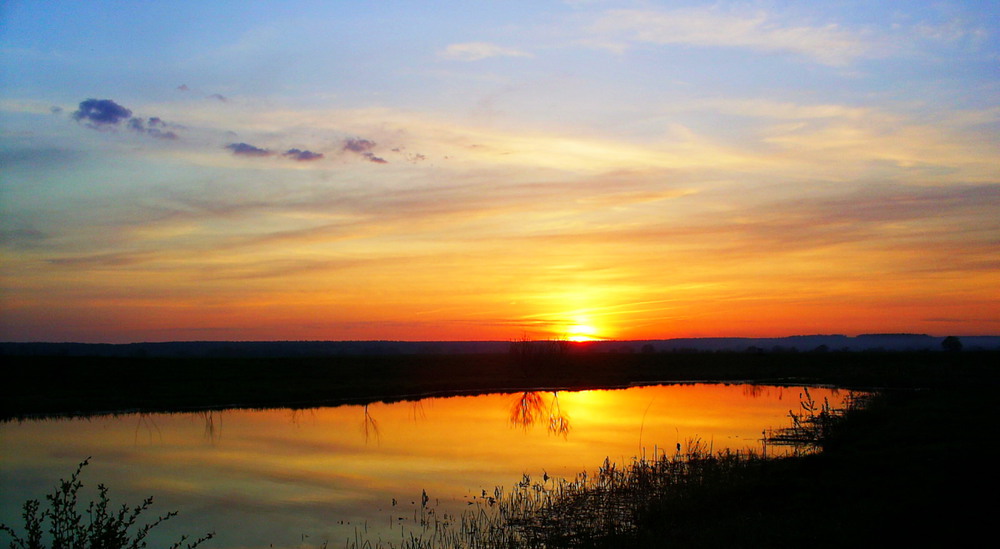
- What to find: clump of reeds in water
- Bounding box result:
[344,441,768,549]
[764,388,873,453]
[499,441,772,548]
[347,389,871,549]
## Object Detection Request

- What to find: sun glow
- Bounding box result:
[565,323,599,342]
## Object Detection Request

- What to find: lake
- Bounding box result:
[0,383,853,548]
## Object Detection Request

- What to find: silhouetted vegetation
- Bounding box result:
[0,458,213,549]
[941,335,963,352]
[4,350,998,421]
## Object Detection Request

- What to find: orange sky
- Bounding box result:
[1,2,997,342]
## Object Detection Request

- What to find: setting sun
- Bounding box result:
[566,324,599,342]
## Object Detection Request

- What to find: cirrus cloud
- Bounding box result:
[591,7,871,66]
[439,42,532,61]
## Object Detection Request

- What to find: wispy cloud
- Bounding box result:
[591,7,871,66]
[439,42,532,61]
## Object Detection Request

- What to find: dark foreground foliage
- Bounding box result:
[0,458,213,549]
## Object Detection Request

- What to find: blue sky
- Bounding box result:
[1,1,998,342]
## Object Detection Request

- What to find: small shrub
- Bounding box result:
[0,458,213,549]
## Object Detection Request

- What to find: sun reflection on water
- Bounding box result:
[0,384,859,548]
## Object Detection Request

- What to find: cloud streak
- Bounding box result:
[439,42,532,61]
[592,7,870,65]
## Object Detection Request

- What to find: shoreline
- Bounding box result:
[3,350,996,421]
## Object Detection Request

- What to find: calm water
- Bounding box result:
[0,383,851,548]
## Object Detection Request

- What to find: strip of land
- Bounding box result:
[2,350,996,420]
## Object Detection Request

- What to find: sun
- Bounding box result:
[565,323,599,342]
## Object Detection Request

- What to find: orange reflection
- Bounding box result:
[509,392,546,430]
[509,391,572,437]
[1,384,859,548]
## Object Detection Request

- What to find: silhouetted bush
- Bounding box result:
[941,336,963,352]
[0,458,213,549]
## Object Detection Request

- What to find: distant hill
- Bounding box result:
[2,334,999,358]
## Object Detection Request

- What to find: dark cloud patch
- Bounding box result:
[73,99,132,127]
[210,93,228,102]
[50,106,63,114]
[72,98,180,140]
[283,149,324,161]
[48,251,151,268]
[0,228,49,250]
[343,138,387,163]
[177,84,190,91]
[226,142,272,157]
[127,116,179,140]
[147,129,179,140]
[0,147,84,172]
[343,138,376,153]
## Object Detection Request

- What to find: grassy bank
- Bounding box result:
[619,382,998,547]
[2,350,996,420]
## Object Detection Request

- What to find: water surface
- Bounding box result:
[0,383,851,548]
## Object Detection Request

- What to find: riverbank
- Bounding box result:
[2,350,997,420]
[615,380,998,547]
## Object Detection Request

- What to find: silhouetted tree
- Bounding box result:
[941,336,963,352]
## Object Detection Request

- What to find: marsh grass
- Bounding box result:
[345,389,870,549]
[0,458,213,549]
[764,388,873,452]
[344,444,770,549]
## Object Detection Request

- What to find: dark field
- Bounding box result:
[2,350,996,420]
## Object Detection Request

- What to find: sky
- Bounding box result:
[1,1,998,343]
